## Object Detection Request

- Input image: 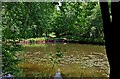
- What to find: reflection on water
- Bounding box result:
[20,43,110,77]
[24,43,106,55]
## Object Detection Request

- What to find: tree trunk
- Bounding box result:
[100,1,120,79]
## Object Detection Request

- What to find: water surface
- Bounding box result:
[20,43,110,77]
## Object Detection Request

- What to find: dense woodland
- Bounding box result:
[1,2,111,77]
[2,2,106,43]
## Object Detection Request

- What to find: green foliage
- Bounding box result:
[2,1,108,76]
[2,2,105,44]
[26,37,47,41]
[2,2,24,76]
[49,2,104,44]
[49,47,63,64]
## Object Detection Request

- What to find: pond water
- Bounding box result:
[20,43,110,77]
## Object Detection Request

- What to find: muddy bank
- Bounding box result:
[19,38,104,45]
[19,39,65,45]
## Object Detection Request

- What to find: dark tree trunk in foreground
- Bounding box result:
[100,1,120,79]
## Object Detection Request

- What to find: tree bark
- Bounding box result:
[100,1,120,79]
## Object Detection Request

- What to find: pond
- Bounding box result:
[19,43,110,78]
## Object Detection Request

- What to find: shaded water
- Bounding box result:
[20,43,110,77]
[24,43,106,56]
